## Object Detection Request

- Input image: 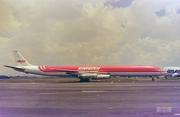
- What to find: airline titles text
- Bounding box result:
[78,67,100,71]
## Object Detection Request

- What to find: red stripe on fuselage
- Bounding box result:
[38,65,165,73]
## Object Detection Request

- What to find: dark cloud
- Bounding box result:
[177,9,180,14]
[155,9,165,17]
[104,0,134,8]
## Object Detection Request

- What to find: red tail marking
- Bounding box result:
[17,60,26,63]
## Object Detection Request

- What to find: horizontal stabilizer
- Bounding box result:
[4,65,25,72]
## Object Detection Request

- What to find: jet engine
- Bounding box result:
[78,73,110,79]
[96,74,110,78]
[78,73,97,78]
[172,73,180,77]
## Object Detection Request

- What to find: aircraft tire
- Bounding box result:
[80,79,90,82]
[152,77,155,81]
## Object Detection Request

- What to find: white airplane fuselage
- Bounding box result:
[163,67,180,77]
[4,50,166,81]
[14,65,165,77]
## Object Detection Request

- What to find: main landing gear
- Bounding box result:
[80,79,90,82]
[152,77,155,81]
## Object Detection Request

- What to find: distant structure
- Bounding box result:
[0,75,10,79]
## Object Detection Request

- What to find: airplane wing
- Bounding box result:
[47,68,78,72]
[4,65,25,72]
[46,68,79,75]
[46,68,108,75]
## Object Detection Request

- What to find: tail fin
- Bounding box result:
[13,50,32,66]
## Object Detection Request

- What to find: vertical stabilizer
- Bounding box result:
[13,50,32,66]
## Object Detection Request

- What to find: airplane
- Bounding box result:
[163,67,180,78]
[4,50,166,82]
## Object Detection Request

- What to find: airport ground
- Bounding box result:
[0,78,180,117]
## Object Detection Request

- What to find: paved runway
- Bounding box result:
[0,80,180,117]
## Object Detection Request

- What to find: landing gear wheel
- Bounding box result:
[80,79,90,82]
[152,77,155,81]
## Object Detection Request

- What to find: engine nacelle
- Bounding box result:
[172,73,180,77]
[78,73,110,79]
[97,74,110,78]
[78,73,97,78]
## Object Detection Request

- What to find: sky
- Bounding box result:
[1,0,180,75]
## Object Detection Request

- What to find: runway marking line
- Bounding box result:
[35,92,61,95]
[34,91,106,95]
[82,91,106,93]
[34,92,77,95]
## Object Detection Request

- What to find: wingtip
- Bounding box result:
[3,65,11,68]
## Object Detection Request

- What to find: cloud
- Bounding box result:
[104,0,134,8]
[155,9,166,17]
[0,0,180,75]
[0,0,21,37]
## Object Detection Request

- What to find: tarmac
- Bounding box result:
[0,79,180,117]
